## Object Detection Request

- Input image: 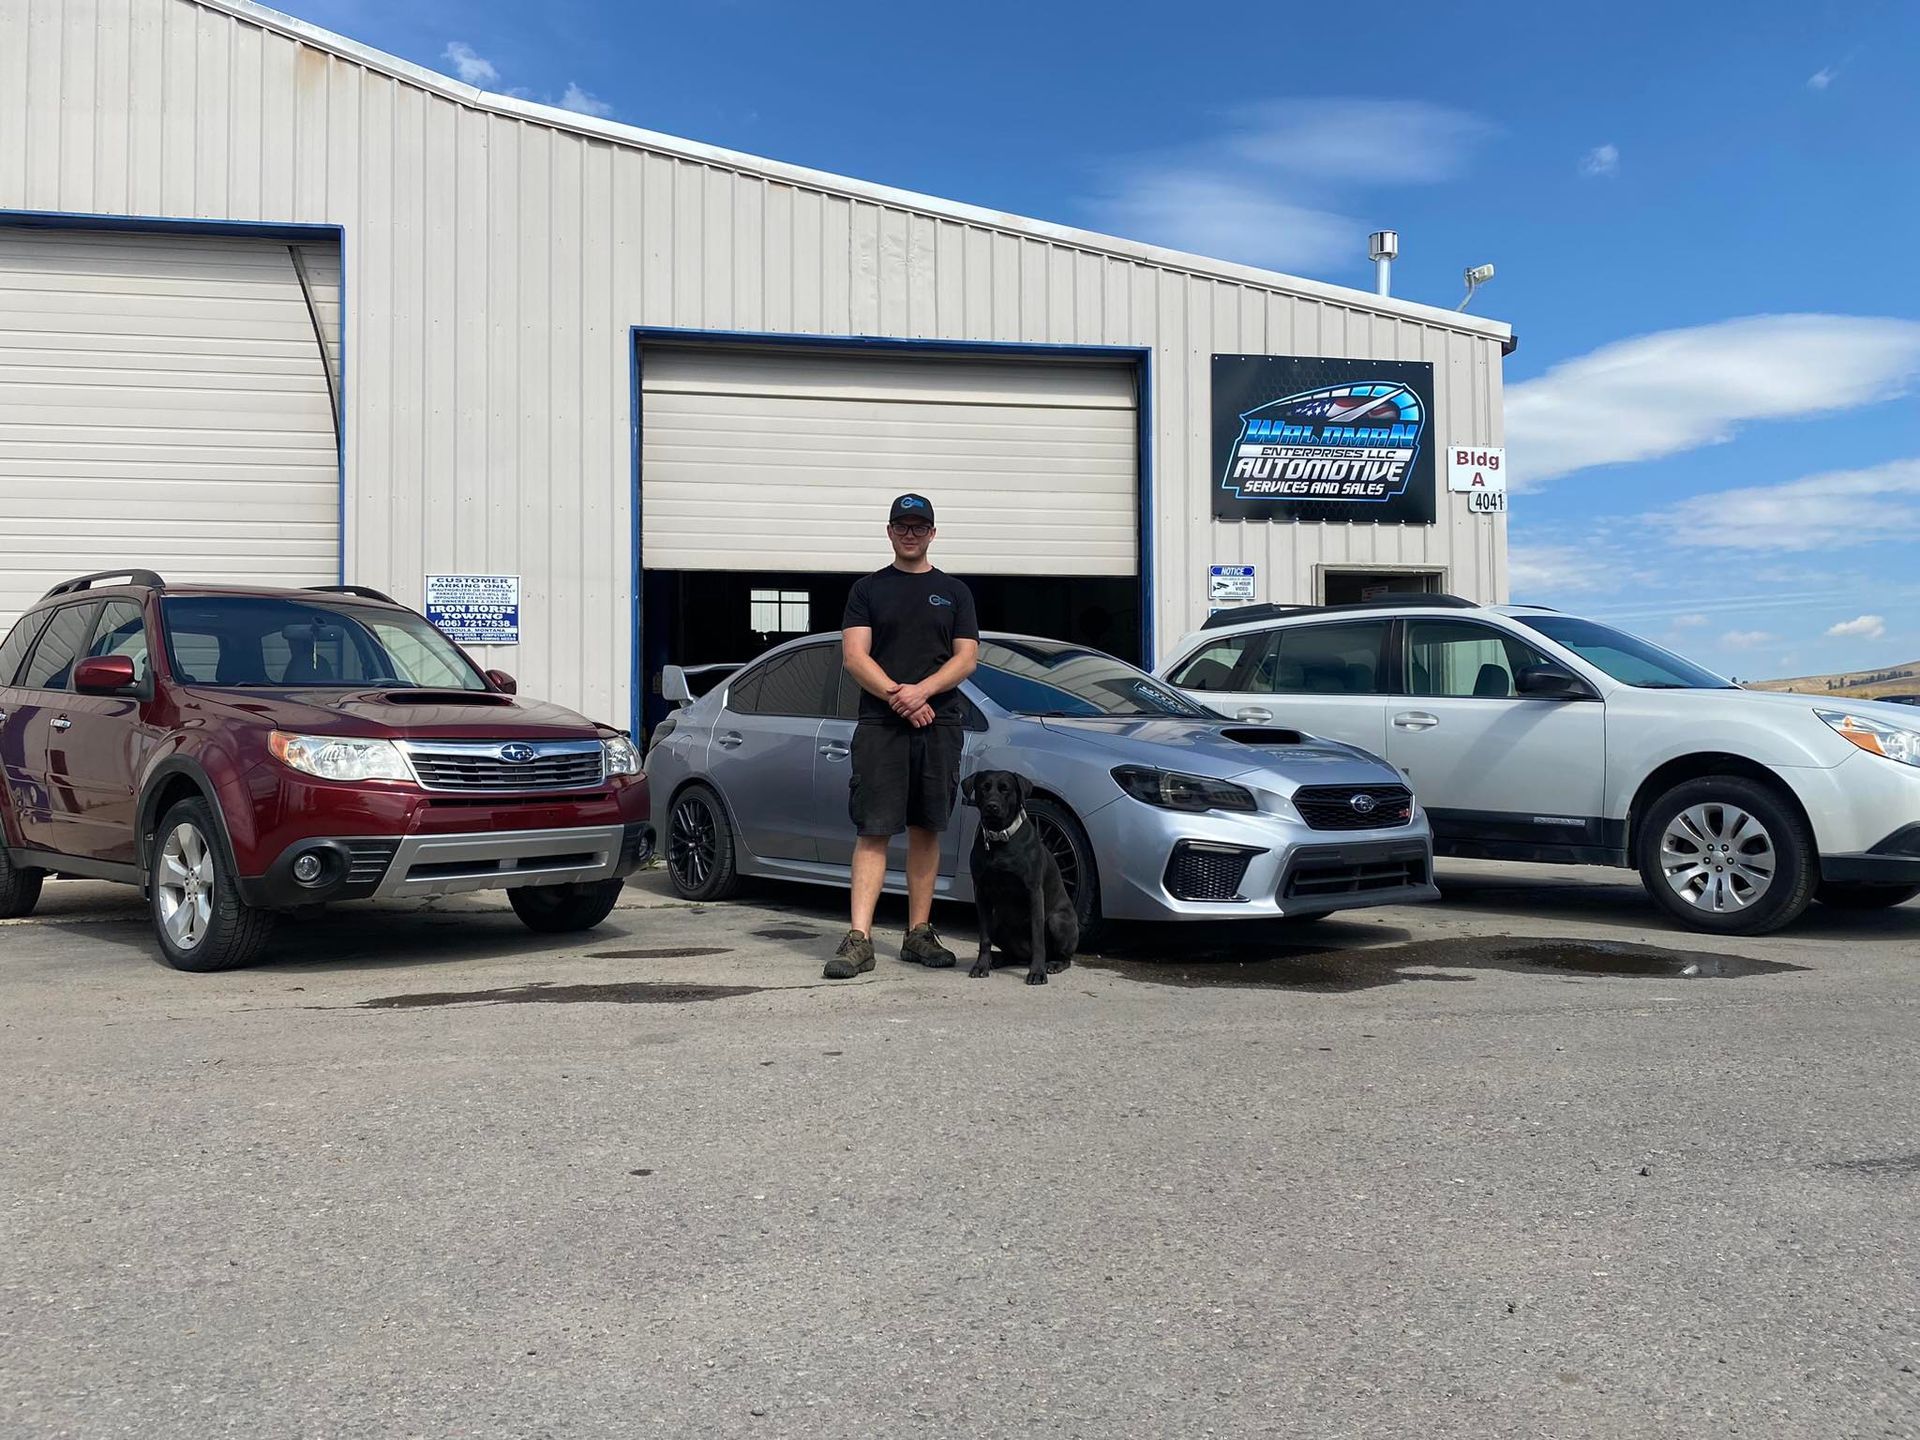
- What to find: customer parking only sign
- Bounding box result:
[1212,355,1437,525]
[425,574,520,645]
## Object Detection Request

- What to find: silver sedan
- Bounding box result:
[644,633,1439,931]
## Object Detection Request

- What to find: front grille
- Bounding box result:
[343,840,398,888]
[401,742,605,792]
[1293,783,1414,831]
[1164,842,1260,902]
[1284,853,1429,900]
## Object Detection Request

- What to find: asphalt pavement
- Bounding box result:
[3,863,1918,1438]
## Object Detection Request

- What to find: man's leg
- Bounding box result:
[897,725,960,968]
[905,826,939,929]
[850,834,889,935]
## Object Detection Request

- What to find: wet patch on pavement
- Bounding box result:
[1818,1152,1920,1178]
[588,947,734,960]
[752,928,825,941]
[351,980,764,1008]
[1080,935,1807,992]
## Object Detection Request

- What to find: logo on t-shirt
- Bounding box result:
[929,594,952,607]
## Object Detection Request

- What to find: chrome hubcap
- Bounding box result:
[669,798,716,889]
[156,822,214,950]
[1659,803,1776,913]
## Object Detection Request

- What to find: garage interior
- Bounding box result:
[636,341,1144,733]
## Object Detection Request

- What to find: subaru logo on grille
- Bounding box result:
[499,743,537,764]
[1349,792,1378,816]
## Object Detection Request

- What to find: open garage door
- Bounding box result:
[639,345,1138,576]
[0,228,341,635]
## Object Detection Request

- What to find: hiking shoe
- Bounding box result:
[900,924,957,969]
[824,930,875,979]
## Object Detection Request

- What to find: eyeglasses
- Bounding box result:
[889,522,933,538]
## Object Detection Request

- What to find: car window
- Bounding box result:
[970,639,1208,717]
[1403,620,1551,699]
[1510,614,1734,690]
[86,600,152,684]
[1258,622,1389,696]
[160,597,488,689]
[1168,633,1266,692]
[0,610,52,687]
[17,604,99,692]
[731,645,837,718]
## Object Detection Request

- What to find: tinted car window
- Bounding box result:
[1510,614,1733,690]
[0,610,51,686]
[18,604,98,692]
[1404,620,1551,699]
[971,639,1207,717]
[1260,622,1389,695]
[731,645,837,718]
[160,597,487,689]
[87,600,152,684]
[1168,633,1266,692]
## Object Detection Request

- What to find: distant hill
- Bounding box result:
[1750,660,1920,698]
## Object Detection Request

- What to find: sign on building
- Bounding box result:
[1447,447,1507,493]
[1208,564,1256,602]
[1211,355,1437,525]
[425,574,520,645]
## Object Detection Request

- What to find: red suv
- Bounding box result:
[0,572,653,971]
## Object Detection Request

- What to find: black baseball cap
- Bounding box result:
[888,493,935,526]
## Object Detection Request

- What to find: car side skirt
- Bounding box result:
[1429,808,1630,867]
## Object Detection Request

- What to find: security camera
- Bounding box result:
[1368,230,1400,262]
[1464,263,1495,285]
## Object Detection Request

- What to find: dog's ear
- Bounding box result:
[960,773,978,806]
[1015,773,1033,804]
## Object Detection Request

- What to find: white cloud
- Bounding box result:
[1807,66,1836,90]
[1579,143,1619,178]
[1721,629,1774,650]
[1507,541,1616,598]
[1085,99,1490,276]
[1505,315,1920,485]
[1827,614,1887,639]
[1652,458,1920,553]
[443,41,498,87]
[559,83,613,118]
[1671,613,1710,629]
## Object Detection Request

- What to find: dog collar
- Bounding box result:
[981,811,1026,845]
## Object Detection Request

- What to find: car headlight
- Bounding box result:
[1112,764,1256,813]
[1817,710,1920,767]
[269,731,411,782]
[602,734,643,776]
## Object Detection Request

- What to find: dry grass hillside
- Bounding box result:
[1750,660,1920,698]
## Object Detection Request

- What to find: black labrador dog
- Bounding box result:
[960,770,1077,986]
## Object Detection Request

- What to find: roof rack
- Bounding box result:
[42,569,167,598]
[1200,593,1481,630]
[307,584,399,605]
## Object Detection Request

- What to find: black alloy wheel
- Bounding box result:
[666,785,741,901]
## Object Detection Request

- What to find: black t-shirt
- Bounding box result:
[842,565,979,725]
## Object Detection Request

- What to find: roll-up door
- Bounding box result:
[0,228,341,634]
[640,346,1137,576]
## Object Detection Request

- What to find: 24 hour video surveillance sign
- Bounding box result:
[1212,355,1437,525]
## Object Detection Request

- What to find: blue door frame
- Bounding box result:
[626,326,1155,738]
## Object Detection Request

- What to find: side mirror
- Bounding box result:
[485,669,517,695]
[661,666,694,706]
[75,655,139,695]
[1515,663,1595,700]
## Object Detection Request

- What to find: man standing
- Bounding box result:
[825,494,979,979]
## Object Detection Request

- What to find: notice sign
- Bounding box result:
[1447,446,1507,495]
[1209,565,1256,602]
[425,574,520,645]
[1212,355,1437,525]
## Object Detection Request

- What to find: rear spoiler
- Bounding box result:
[661,662,743,708]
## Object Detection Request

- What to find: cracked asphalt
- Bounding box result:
[3,863,1917,1438]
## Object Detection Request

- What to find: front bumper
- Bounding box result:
[1821,822,1920,886]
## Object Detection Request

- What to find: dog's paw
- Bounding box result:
[1046,957,1072,973]
[968,960,991,979]
[1025,969,1048,986]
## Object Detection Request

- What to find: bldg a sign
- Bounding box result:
[1447,447,1507,515]
[1212,355,1437,525]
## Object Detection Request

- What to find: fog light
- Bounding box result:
[292,854,325,884]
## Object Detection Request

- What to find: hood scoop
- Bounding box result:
[1220,726,1307,746]
[365,690,515,707]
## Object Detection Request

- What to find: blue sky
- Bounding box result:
[286,0,1920,681]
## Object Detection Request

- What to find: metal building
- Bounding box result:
[0,0,1512,736]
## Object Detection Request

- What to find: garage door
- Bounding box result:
[640,346,1137,576]
[0,228,341,635]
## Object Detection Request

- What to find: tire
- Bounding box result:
[664,784,741,901]
[1815,880,1920,910]
[509,878,626,933]
[149,799,275,972]
[1026,796,1102,948]
[0,839,45,920]
[1635,776,1816,936]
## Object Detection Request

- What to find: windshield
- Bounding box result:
[970,639,1210,718]
[161,596,488,690]
[1511,614,1734,690]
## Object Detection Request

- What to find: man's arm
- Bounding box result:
[887,638,979,717]
[842,626,896,701]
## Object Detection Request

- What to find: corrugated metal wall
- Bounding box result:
[0,0,1507,729]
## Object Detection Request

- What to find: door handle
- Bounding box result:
[1235,707,1272,723]
[819,741,850,760]
[0,708,8,724]
[715,732,744,749]
[51,716,73,732]
[1392,712,1438,731]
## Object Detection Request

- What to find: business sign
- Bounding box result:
[425,574,520,645]
[1212,355,1436,525]
[1447,446,1507,494]
[1208,564,1256,602]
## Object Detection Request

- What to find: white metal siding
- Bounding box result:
[0,0,1508,724]
[641,347,1136,576]
[0,227,339,633]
